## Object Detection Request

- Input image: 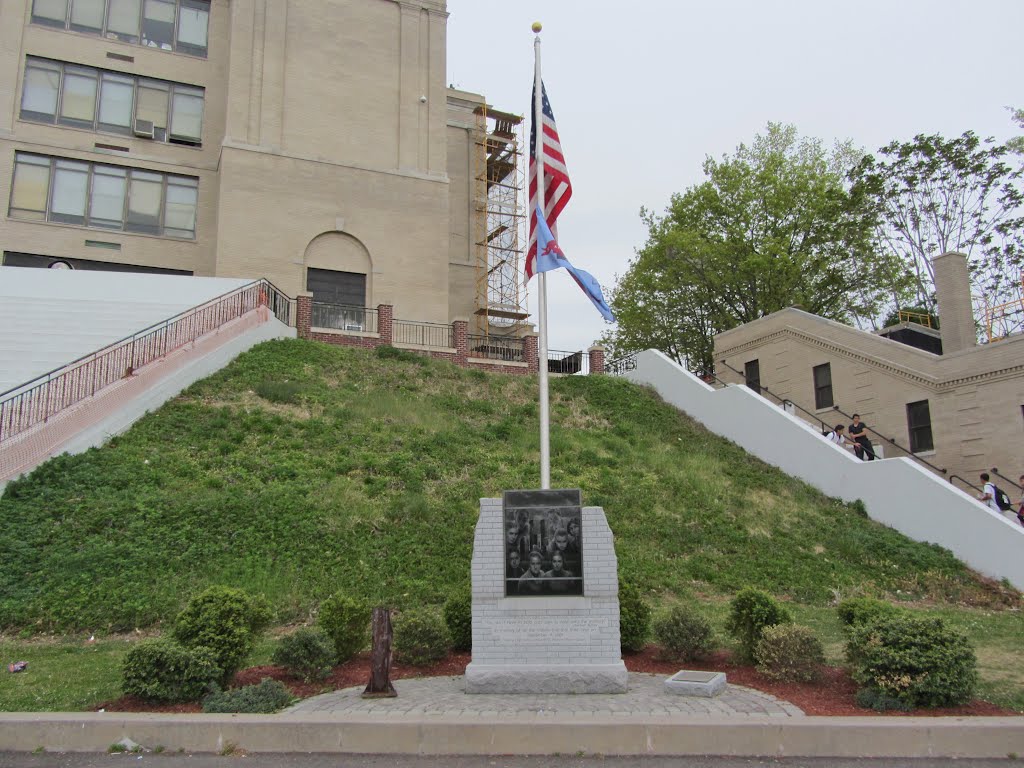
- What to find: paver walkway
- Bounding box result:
[283,672,804,718]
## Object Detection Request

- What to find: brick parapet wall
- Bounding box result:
[296,292,312,340]
[588,346,605,375]
[377,304,394,345]
[524,334,539,372]
[453,319,469,365]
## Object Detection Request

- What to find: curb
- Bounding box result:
[1,713,1022,757]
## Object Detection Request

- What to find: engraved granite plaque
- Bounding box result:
[503,489,583,597]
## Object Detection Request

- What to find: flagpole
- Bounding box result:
[533,24,550,490]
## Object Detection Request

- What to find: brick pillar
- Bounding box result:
[588,345,606,375]
[523,332,539,372]
[453,318,469,365]
[296,291,313,339]
[377,304,393,346]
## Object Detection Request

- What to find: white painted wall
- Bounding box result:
[624,349,1024,590]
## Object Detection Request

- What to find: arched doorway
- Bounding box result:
[303,232,373,328]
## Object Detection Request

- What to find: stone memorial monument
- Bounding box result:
[465,489,628,694]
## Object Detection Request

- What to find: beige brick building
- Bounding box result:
[714,252,1024,489]
[0,0,511,327]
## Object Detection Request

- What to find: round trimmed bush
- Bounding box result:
[393,606,450,666]
[443,590,472,652]
[754,624,825,682]
[619,582,652,653]
[724,588,793,662]
[172,586,272,684]
[317,593,370,663]
[836,597,905,631]
[653,606,714,662]
[122,638,221,703]
[202,678,293,713]
[272,627,335,682]
[846,614,977,709]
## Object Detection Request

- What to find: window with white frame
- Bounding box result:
[9,152,198,239]
[31,0,209,57]
[20,57,204,145]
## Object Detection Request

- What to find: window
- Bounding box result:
[9,152,198,239]
[20,58,204,146]
[30,0,209,57]
[813,363,833,409]
[744,359,761,395]
[907,400,934,453]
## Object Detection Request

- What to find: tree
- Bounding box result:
[848,131,1024,329]
[602,123,895,372]
[1008,107,1024,155]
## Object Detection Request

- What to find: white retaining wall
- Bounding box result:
[624,349,1024,590]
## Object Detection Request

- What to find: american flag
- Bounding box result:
[526,79,572,281]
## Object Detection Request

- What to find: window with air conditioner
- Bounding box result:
[20,57,203,146]
[9,152,198,239]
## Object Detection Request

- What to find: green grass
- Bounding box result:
[0,338,1020,710]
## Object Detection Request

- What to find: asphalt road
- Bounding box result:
[0,755,1017,768]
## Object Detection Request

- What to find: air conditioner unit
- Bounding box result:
[133,119,155,139]
[345,323,364,331]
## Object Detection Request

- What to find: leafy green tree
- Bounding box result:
[848,131,1024,331]
[1008,106,1024,155]
[603,124,893,371]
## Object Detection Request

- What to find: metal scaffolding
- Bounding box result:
[472,104,529,338]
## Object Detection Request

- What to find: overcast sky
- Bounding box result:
[445,0,1024,356]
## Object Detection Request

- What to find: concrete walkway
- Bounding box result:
[284,673,804,718]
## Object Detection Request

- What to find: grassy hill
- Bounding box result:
[0,339,1014,633]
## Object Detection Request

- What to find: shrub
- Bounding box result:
[172,586,272,683]
[754,624,825,682]
[202,678,293,714]
[619,582,652,653]
[846,614,978,709]
[836,597,905,631]
[854,687,913,712]
[121,639,221,703]
[724,588,793,662]
[375,345,428,365]
[443,590,472,652]
[652,606,714,662]
[393,606,450,666]
[317,594,370,663]
[272,627,335,682]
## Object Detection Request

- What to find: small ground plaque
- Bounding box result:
[664,670,727,697]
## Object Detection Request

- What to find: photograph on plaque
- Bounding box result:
[503,489,583,597]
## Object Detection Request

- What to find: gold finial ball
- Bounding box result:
[531,21,542,33]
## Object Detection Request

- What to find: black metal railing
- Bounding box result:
[262,279,294,326]
[989,467,1023,494]
[717,358,950,477]
[468,334,525,363]
[0,280,275,444]
[604,353,637,375]
[394,319,453,348]
[311,302,378,333]
[547,349,584,374]
[950,475,984,494]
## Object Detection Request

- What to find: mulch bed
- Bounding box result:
[95,647,1016,716]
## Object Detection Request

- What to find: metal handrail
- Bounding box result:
[547,348,584,374]
[0,279,278,444]
[468,334,525,363]
[393,318,453,348]
[950,475,984,494]
[717,358,949,476]
[989,467,1023,493]
[310,301,378,333]
[604,353,637,375]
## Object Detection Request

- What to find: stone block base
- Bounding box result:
[465,662,628,694]
[664,670,727,697]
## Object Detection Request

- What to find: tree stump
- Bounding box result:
[362,606,397,698]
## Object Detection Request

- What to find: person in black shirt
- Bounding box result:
[848,414,874,461]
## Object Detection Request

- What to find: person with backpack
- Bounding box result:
[1017,475,1024,528]
[979,473,1014,520]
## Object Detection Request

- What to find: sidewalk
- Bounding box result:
[0,674,1021,758]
